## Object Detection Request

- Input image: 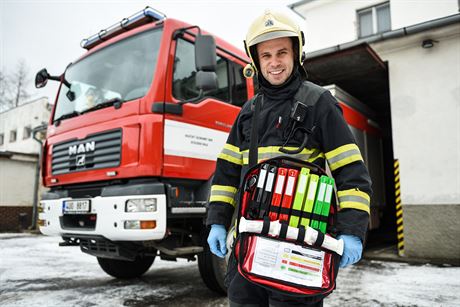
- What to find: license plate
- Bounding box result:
[63,199,91,214]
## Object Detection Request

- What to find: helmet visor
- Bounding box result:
[248,30,299,47]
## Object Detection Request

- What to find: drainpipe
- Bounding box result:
[31,124,48,230]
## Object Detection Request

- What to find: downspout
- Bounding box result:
[31,124,47,230]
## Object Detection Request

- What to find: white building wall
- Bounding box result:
[371,25,460,205]
[0,155,37,207]
[0,97,51,154]
[294,0,459,52]
[391,0,459,29]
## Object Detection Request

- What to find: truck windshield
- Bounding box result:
[53,28,162,122]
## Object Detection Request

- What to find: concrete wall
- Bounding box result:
[294,0,459,52]
[0,97,51,154]
[402,204,460,260]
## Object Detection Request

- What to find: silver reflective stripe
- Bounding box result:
[211,190,236,198]
[338,195,370,206]
[327,148,361,165]
[221,147,242,160]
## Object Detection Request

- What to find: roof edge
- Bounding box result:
[306,13,460,59]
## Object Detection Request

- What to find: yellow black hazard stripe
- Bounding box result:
[241,146,325,165]
[218,143,243,165]
[325,144,363,172]
[394,159,404,256]
[337,188,370,214]
[209,185,238,207]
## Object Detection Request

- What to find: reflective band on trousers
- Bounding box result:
[210,185,238,207]
[325,144,363,171]
[241,146,324,165]
[218,143,243,165]
[337,188,370,214]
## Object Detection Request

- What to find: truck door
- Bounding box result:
[162,36,250,180]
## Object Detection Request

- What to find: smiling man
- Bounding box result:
[206,10,372,307]
[257,37,294,85]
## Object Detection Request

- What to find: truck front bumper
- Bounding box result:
[39,192,167,241]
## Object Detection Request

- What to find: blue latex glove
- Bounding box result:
[338,234,363,268]
[207,224,227,258]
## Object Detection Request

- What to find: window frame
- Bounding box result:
[0,133,4,145]
[10,129,17,143]
[357,2,391,38]
[23,126,32,140]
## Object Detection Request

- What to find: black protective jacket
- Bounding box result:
[206,71,372,241]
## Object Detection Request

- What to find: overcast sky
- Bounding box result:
[0,0,304,103]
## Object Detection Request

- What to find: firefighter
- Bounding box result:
[206,10,372,307]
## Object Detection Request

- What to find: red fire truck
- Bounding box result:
[36,7,385,295]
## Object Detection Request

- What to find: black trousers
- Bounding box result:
[227,271,323,307]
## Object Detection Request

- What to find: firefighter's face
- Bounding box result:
[256,37,294,86]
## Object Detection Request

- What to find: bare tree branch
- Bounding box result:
[0,70,11,111]
[10,59,30,107]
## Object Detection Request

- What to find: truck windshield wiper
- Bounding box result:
[80,97,124,114]
[53,110,81,124]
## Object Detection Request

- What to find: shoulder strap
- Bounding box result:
[294,81,326,132]
[294,81,326,108]
[249,94,262,168]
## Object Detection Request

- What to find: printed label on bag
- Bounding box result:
[250,236,324,287]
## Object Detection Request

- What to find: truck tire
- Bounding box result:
[97,256,155,279]
[198,229,227,295]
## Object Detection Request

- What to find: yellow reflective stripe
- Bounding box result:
[223,143,241,155]
[209,195,236,207]
[218,143,243,165]
[337,188,370,214]
[211,185,238,194]
[241,146,324,165]
[210,185,237,207]
[325,144,363,171]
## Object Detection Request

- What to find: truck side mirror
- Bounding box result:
[35,68,50,88]
[196,71,217,91]
[195,34,216,72]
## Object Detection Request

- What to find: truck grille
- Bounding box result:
[52,129,122,175]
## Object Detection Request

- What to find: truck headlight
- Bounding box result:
[125,198,157,212]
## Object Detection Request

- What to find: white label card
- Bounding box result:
[250,236,325,288]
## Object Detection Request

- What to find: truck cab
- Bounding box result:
[37,7,252,294]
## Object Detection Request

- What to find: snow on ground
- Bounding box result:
[1,233,459,307]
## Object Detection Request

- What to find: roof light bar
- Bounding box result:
[80,6,166,50]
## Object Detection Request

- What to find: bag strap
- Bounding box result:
[249,94,263,168]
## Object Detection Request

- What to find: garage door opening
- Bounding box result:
[305,43,396,250]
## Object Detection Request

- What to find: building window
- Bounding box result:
[10,130,17,142]
[23,126,32,139]
[0,133,4,145]
[358,2,391,38]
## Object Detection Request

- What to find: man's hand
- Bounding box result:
[207,224,227,258]
[337,234,363,268]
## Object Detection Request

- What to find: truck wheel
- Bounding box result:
[97,256,155,279]
[198,229,228,295]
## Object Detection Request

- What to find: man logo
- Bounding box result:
[69,141,96,156]
[76,155,86,167]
